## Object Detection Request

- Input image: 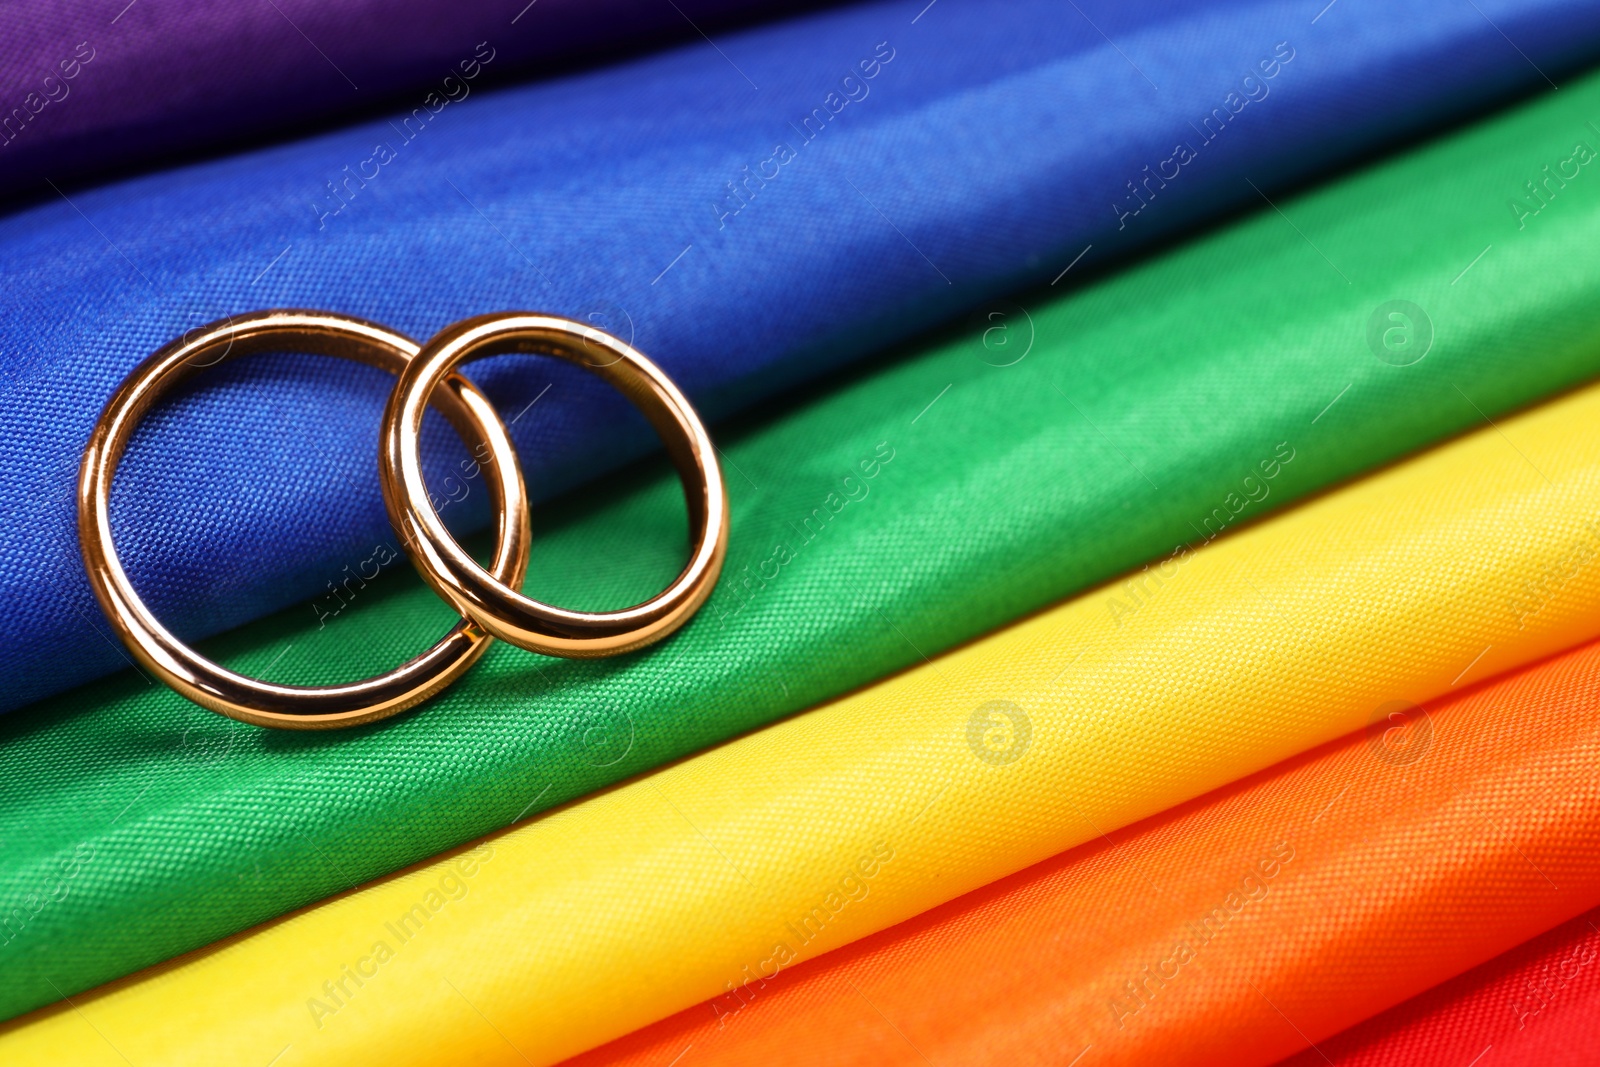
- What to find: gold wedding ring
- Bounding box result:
[77,311,530,729]
[78,309,727,728]
[381,313,729,657]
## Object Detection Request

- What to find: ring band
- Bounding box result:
[77,310,531,729]
[381,312,729,657]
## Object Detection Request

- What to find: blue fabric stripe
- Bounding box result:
[2,0,1596,712]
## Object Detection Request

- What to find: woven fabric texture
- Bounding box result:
[9,376,1600,1067]
[0,0,824,202]
[5,0,1598,713]
[7,66,1600,1022]
[1277,910,1600,1064]
[564,644,1600,1067]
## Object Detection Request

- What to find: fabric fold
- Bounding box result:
[6,0,1600,712]
[9,375,1600,1066]
[9,65,1600,1022]
[564,645,1600,1067]
[1277,905,1600,1065]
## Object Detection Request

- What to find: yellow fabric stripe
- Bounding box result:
[11,382,1600,1066]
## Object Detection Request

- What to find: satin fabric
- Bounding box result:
[1278,907,1600,1065]
[5,0,1599,713]
[565,644,1600,1067]
[0,0,824,202]
[9,378,1600,1067]
[10,67,1600,1022]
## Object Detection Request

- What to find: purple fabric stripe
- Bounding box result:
[0,0,825,201]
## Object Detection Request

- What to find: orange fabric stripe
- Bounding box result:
[564,638,1600,1067]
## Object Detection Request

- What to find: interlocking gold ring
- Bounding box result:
[77,310,531,729]
[381,313,729,657]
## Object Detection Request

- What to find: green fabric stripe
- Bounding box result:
[6,74,1600,1021]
